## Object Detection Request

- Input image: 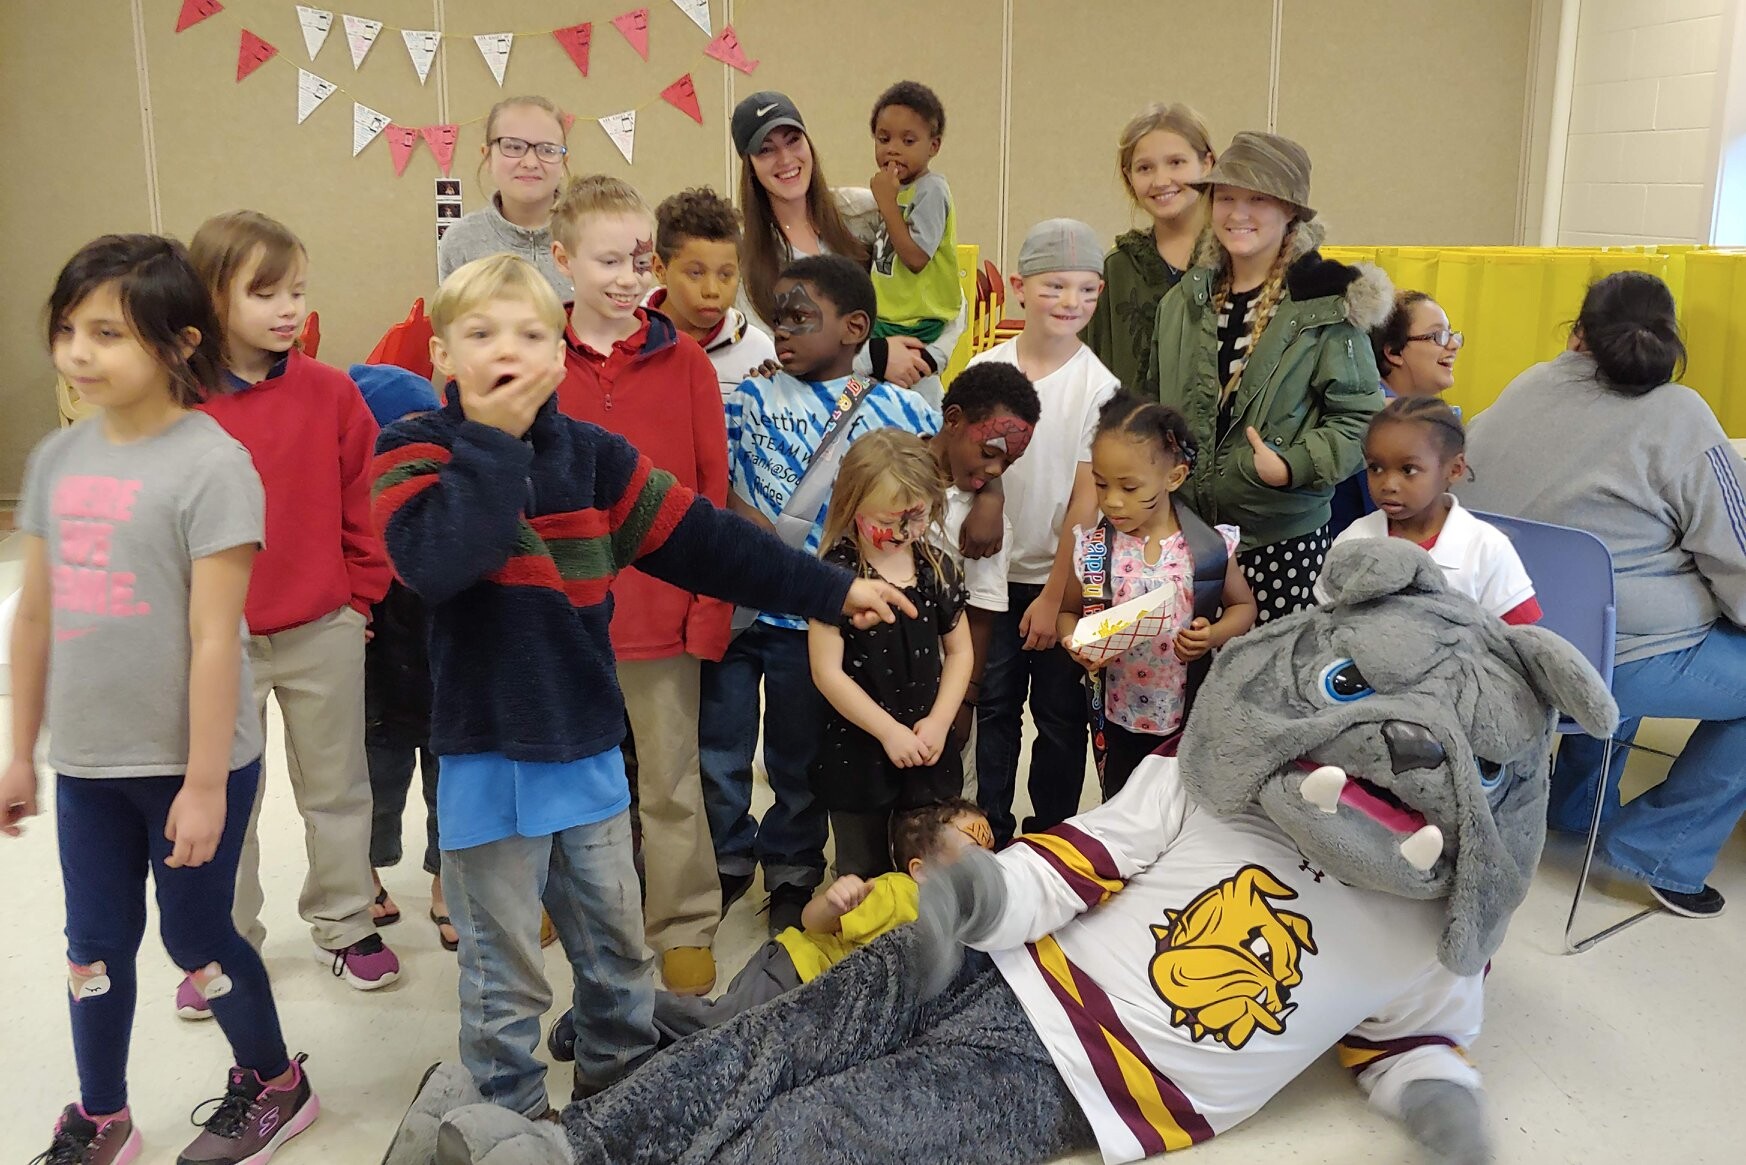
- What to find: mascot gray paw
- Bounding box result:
[912,846,1008,1000]
[383,1062,485,1165]
[435,1105,573,1165]
[1400,1079,1494,1165]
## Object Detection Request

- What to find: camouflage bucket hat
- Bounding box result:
[1190,130,1315,220]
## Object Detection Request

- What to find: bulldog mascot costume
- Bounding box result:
[385,540,1616,1165]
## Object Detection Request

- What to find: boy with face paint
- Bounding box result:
[705,254,940,935]
[920,363,1042,796]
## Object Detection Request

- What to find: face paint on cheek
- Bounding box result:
[631,237,655,276]
[774,284,823,334]
[856,507,926,549]
[956,818,995,850]
[967,415,1034,460]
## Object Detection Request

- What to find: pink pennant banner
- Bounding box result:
[561,111,578,135]
[661,74,702,124]
[237,30,277,81]
[612,8,650,61]
[421,124,458,176]
[703,24,758,74]
[386,125,420,177]
[553,22,593,77]
[176,0,223,33]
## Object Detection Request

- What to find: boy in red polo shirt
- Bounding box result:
[550,175,729,997]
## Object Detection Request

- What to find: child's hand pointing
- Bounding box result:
[844,578,918,629]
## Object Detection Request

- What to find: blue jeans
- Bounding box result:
[58,762,289,1115]
[443,810,656,1116]
[974,582,1092,844]
[1550,621,1746,894]
[698,622,828,892]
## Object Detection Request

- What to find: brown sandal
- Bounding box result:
[428,908,459,952]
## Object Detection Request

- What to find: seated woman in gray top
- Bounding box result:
[1459,271,1746,919]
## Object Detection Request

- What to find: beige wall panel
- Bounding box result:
[730,0,1006,270]
[1276,0,1532,246]
[146,0,443,376]
[1,1,152,498]
[442,1,728,219]
[1006,0,1276,274]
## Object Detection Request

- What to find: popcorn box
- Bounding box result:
[1066,588,1184,665]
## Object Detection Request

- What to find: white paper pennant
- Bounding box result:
[296,68,337,124]
[474,33,513,86]
[670,0,711,35]
[401,29,439,84]
[598,110,637,164]
[295,6,333,60]
[343,14,382,69]
[352,101,391,156]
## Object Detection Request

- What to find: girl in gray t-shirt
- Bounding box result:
[4,235,319,1164]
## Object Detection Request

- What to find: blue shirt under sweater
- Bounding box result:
[725,371,939,630]
[439,748,628,850]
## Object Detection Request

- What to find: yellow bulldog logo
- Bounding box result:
[1148,865,1317,1050]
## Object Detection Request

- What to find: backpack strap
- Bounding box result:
[1173,501,1230,715]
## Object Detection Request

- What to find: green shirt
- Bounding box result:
[873,172,961,328]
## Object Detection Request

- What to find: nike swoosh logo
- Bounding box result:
[56,627,98,642]
[755,104,778,117]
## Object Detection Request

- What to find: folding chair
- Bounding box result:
[981,259,1024,343]
[1476,512,1670,952]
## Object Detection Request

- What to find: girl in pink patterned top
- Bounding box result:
[1058,394,1257,796]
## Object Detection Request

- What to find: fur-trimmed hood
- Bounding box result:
[1191,218,1393,332]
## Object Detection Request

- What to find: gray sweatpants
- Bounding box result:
[564,928,1095,1165]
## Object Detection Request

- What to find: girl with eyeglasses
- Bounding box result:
[437,96,574,299]
[1370,291,1464,398]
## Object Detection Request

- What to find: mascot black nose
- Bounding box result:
[1383,722,1446,774]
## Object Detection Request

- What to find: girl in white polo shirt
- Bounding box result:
[1318,398,1540,624]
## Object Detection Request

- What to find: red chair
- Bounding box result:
[981,260,1024,343]
[366,299,436,379]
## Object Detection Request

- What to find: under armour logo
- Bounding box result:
[1299,859,1325,883]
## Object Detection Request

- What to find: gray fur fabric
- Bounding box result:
[1179,538,1616,974]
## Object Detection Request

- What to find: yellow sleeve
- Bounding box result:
[837,873,921,946]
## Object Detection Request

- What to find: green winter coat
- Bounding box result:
[1151,219,1390,552]
[1085,229,1184,396]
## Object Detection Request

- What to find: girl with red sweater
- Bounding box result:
[191,211,401,1005]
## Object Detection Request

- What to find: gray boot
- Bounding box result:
[436,1104,573,1165]
[382,1062,486,1165]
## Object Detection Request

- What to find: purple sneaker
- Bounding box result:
[313,933,400,990]
[176,974,214,1021]
[178,1054,318,1165]
[32,1104,141,1165]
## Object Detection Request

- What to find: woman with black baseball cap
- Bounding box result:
[731,90,964,401]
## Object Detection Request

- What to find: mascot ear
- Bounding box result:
[1318,539,1449,607]
[1501,624,1619,740]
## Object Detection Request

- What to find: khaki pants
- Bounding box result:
[619,655,718,952]
[233,605,377,951]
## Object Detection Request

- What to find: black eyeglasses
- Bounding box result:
[1406,329,1464,350]
[491,136,567,163]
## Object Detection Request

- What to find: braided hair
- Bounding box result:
[1367,395,1465,460]
[1095,391,1199,470]
[1211,221,1298,405]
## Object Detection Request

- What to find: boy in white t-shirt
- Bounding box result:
[1316,398,1540,624]
[923,362,1043,793]
[966,219,1120,842]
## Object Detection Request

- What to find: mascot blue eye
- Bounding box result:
[1318,659,1374,703]
[1477,758,1505,790]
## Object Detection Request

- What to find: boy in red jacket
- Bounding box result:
[191,211,401,1004]
[550,175,728,997]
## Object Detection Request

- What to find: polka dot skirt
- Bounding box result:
[1237,527,1331,623]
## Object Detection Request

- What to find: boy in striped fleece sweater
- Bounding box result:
[372,254,912,1119]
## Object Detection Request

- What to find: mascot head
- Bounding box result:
[1178,539,1616,975]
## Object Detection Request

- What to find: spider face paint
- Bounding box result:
[771,278,846,379]
[856,505,928,549]
[966,415,1034,460]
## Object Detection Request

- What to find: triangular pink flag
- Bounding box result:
[237,30,277,81]
[553,22,592,78]
[661,74,703,124]
[176,0,223,33]
[612,8,650,61]
[421,124,458,176]
[561,111,577,135]
[386,125,420,176]
[703,24,758,74]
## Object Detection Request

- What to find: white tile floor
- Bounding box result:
[1,569,1743,1160]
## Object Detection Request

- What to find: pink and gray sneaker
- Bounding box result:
[178,1053,318,1165]
[313,933,400,990]
[176,974,215,1021]
[31,1105,141,1165]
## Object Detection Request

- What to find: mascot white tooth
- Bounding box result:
[384,540,1616,1165]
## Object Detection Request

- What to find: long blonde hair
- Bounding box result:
[1117,102,1216,204]
[1212,219,1298,402]
[821,429,949,584]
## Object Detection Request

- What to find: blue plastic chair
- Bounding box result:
[1474,512,1666,952]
